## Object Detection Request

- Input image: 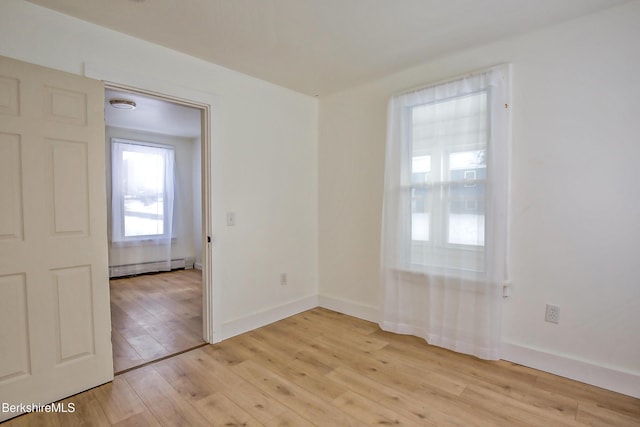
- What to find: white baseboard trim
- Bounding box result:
[109,258,186,278]
[219,294,639,398]
[221,295,319,340]
[501,342,640,398]
[318,295,379,324]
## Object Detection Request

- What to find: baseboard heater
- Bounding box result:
[109,257,194,278]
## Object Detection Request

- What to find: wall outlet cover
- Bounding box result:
[545,304,560,324]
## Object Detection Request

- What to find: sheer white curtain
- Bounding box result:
[380,65,510,360]
[109,139,175,277]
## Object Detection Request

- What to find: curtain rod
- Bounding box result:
[394,63,508,97]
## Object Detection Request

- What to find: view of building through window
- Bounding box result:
[410,91,487,250]
[122,149,167,237]
[111,140,174,242]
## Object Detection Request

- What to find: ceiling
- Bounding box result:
[28,0,630,96]
[105,89,202,137]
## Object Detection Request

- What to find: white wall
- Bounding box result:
[318,1,640,393]
[0,0,319,340]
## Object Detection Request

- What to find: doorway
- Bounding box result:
[104,87,209,373]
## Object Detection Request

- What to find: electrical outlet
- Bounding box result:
[280,273,287,286]
[545,304,560,324]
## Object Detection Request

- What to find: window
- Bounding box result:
[382,65,509,277]
[407,91,488,271]
[380,66,510,361]
[111,139,175,242]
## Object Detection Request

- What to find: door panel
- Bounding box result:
[0,55,112,422]
[0,75,20,115]
[52,265,95,363]
[0,273,29,382]
[0,132,23,239]
[48,138,90,235]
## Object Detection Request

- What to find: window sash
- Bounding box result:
[111,138,175,243]
[404,90,489,273]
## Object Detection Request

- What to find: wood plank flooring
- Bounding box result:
[4,308,639,426]
[109,269,204,373]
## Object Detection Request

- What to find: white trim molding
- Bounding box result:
[501,342,640,398]
[221,295,319,340]
[109,259,187,278]
[309,298,640,398]
[85,61,218,345]
[318,295,379,324]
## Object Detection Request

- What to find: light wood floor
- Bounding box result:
[4,308,639,426]
[110,269,204,373]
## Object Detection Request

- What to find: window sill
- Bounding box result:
[387,266,501,295]
[110,237,176,247]
[393,265,482,280]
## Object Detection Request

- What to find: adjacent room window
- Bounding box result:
[111,139,175,242]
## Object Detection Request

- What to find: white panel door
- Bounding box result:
[0,55,112,421]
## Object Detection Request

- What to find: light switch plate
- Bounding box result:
[227,212,236,226]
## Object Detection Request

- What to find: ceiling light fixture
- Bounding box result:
[109,99,137,110]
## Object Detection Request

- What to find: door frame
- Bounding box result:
[102,81,215,344]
